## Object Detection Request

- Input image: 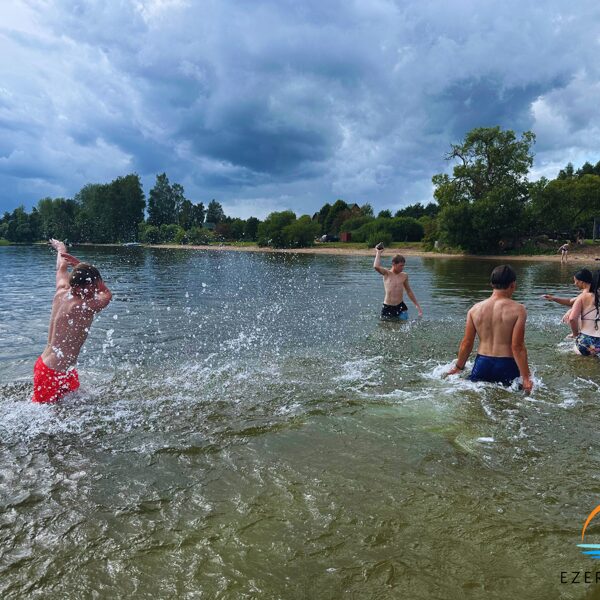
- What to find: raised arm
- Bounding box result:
[49,239,70,291]
[87,279,113,313]
[373,248,389,276]
[446,309,477,376]
[403,276,423,316]
[511,306,532,393]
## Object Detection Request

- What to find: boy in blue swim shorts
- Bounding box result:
[446,265,533,393]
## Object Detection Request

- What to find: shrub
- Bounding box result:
[174,228,188,245]
[188,227,216,245]
[139,224,160,244]
[366,232,393,248]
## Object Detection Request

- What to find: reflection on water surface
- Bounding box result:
[1,246,599,599]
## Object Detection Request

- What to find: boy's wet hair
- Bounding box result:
[490,265,516,289]
[69,263,102,288]
[391,254,406,265]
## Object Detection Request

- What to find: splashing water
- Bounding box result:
[0,246,598,599]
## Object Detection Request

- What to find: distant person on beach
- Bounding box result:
[559,242,569,263]
[446,265,533,392]
[32,239,112,403]
[373,246,423,320]
[543,268,593,329]
[568,270,600,356]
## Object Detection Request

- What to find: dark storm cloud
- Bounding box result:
[1,0,600,215]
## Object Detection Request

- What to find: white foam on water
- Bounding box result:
[334,356,382,385]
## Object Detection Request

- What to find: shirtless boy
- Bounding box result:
[446,265,533,392]
[32,239,112,403]
[373,248,423,320]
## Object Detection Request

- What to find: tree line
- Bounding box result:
[2,127,600,252]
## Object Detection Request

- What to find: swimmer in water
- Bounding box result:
[446,265,533,392]
[32,239,112,403]
[568,270,600,356]
[373,247,423,320]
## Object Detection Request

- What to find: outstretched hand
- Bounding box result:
[49,238,66,254]
[60,252,80,267]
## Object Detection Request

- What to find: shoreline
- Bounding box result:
[149,243,600,263]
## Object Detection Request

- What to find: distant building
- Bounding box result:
[340,232,352,242]
[204,222,216,231]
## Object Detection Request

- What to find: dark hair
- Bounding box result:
[391,254,406,265]
[69,263,102,288]
[591,270,600,330]
[574,269,593,284]
[490,264,517,289]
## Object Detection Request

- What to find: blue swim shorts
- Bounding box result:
[469,354,520,386]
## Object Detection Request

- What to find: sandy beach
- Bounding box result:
[153,242,600,263]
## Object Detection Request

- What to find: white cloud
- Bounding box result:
[1,0,600,215]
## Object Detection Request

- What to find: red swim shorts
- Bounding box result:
[32,356,80,404]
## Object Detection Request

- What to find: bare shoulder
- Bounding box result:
[508,299,527,317]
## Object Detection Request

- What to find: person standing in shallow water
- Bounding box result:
[32,239,113,403]
[568,270,600,356]
[446,265,533,392]
[373,247,423,320]
[542,268,593,329]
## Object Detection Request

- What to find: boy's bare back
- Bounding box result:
[469,296,526,357]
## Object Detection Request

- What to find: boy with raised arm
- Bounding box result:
[373,247,423,320]
[446,265,533,392]
[32,239,112,403]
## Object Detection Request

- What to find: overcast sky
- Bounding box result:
[1,0,600,218]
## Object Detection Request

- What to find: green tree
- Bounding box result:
[324,199,349,235]
[179,199,194,230]
[148,173,175,226]
[377,209,392,219]
[360,203,374,217]
[395,202,439,219]
[257,210,296,247]
[110,174,145,241]
[314,203,332,234]
[282,215,320,247]
[244,217,260,241]
[433,126,535,252]
[205,199,225,224]
[191,202,205,227]
[5,207,33,242]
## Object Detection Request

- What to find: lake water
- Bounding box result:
[1,245,599,599]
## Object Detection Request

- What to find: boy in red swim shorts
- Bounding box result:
[33,239,112,404]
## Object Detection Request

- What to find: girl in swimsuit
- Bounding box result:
[569,270,600,356]
[543,269,594,326]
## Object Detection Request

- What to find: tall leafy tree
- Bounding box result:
[148,173,175,226]
[244,217,260,241]
[433,126,535,252]
[205,199,225,224]
[191,202,206,227]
